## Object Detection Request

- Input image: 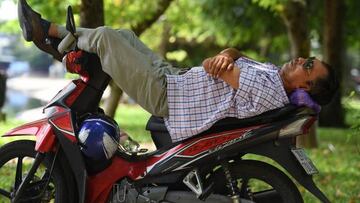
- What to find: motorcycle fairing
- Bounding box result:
[86,144,197,202]
[145,126,262,175]
[177,127,256,157]
[2,118,56,153]
[86,157,149,203]
[64,80,87,106]
[2,106,76,152]
[45,81,78,109]
[48,110,76,142]
[84,126,263,203]
[3,118,48,136]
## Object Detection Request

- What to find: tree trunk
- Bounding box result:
[280,0,317,148]
[104,81,123,118]
[280,1,310,59]
[158,21,171,57]
[319,0,345,127]
[80,0,104,28]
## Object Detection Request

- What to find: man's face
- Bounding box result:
[280,57,328,93]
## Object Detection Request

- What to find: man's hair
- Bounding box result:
[309,61,339,105]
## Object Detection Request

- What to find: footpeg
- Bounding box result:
[183,169,203,197]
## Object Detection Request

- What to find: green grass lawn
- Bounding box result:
[0,103,359,202]
[300,128,360,203]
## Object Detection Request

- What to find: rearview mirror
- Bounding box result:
[66,6,76,36]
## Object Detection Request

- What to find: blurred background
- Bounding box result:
[0,0,359,202]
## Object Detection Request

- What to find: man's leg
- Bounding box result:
[75,27,180,117]
[18,0,177,117]
[56,25,166,64]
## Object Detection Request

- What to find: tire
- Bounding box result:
[0,140,69,203]
[213,160,303,203]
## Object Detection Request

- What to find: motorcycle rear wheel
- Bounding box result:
[214,160,303,203]
[0,140,68,203]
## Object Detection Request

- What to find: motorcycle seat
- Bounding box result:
[146,105,311,149]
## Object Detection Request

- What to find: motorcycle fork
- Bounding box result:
[12,146,59,203]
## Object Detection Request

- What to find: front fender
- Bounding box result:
[2,118,56,153]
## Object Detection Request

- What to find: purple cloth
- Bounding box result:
[289,89,321,113]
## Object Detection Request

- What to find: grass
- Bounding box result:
[114,104,152,143]
[301,128,360,202]
[0,103,359,202]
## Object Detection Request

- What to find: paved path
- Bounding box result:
[7,76,71,121]
[7,76,71,102]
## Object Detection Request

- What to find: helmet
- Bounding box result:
[78,115,120,172]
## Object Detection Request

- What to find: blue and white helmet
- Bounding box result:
[78,115,120,162]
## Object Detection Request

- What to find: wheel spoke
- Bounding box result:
[15,156,24,189]
[0,188,11,198]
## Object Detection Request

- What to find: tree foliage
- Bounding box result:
[344,0,360,51]
[1,0,360,129]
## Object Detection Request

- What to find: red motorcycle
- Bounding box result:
[0,4,331,203]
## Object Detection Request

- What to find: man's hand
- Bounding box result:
[202,54,234,78]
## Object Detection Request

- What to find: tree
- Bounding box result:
[279,0,310,58]
[279,0,319,148]
[319,0,346,127]
[80,0,104,28]
[160,0,289,67]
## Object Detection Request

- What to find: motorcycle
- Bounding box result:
[0,3,331,203]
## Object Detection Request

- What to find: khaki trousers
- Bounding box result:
[74,27,181,117]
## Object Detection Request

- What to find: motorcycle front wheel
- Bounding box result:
[0,140,68,203]
[214,159,304,203]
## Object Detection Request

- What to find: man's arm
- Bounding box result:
[219,48,244,61]
[202,48,242,89]
[219,67,240,89]
[203,58,240,89]
[202,48,243,78]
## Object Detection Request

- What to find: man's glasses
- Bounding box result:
[303,56,315,75]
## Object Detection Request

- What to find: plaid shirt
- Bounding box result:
[164,57,289,142]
